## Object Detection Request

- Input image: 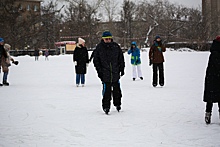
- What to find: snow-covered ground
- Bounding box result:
[0,50,219,147]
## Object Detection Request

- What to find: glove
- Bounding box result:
[98,72,103,81]
[149,59,152,66]
[13,61,19,65]
[120,71,125,77]
[74,61,77,66]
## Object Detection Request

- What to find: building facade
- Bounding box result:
[202,0,220,39]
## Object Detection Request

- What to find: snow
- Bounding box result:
[0,50,220,147]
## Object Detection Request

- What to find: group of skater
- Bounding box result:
[72,30,220,122]
[1,31,220,123]
[34,48,49,61]
[72,30,166,114]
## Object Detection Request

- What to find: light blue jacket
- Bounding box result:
[127,42,141,65]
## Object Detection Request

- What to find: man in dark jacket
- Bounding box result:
[149,35,166,87]
[203,36,220,124]
[0,38,8,86]
[93,31,125,114]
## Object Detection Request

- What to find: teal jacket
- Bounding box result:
[127,42,141,65]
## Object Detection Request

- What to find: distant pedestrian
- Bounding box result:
[73,37,89,87]
[93,30,125,114]
[149,35,166,87]
[203,35,220,124]
[45,49,49,60]
[0,38,7,86]
[34,48,39,61]
[127,41,143,81]
[1,43,19,86]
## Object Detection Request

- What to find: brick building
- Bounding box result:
[202,0,220,38]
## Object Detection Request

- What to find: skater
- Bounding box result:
[44,49,49,60]
[1,43,19,86]
[93,30,125,114]
[127,41,143,81]
[34,48,39,61]
[73,37,89,87]
[203,35,220,124]
[149,35,166,87]
[0,38,7,86]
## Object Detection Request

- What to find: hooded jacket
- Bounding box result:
[203,39,220,103]
[127,42,141,65]
[93,39,125,83]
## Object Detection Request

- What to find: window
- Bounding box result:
[19,5,23,10]
[27,5,30,11]
[34,5,38,11]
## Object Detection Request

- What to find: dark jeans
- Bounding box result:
[206,102,220,113]
[3,72,8,82]
[152,63,164,85]
[76,74,85,84]
[102,81,122,109]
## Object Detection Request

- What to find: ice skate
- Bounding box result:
[205,112,211,124]
[3,81,9,86]
[103,108,109,114]
[116,106,121,112]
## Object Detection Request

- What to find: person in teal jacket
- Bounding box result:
[127,42,143,81]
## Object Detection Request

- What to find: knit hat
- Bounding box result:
[0,38,4,43]
[78,37,85,44]
[102,31,112,39]
[155,35,161,40]
[4,43,11,50]
[215,35,220,42]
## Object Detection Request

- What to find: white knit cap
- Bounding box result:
[4,43,11,49]
[78,37,85,44]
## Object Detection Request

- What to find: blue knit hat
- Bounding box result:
[0,38,4,43]
[102,31,112,39]
[155,35,161,40]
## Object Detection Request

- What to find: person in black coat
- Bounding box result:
[93,31,125,114]
[34,48,39,61]
[203,36,220,124]
[0,38,8,86]
[73,37,89,87]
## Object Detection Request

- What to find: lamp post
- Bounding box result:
[59,29,62,42]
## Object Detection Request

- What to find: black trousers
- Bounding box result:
[206,102,220,113]
[152,63,164,85]
[102,82,122,109]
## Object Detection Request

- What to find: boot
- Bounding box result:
[116,106,121,112]
[205,112,211,124]
[3,81,9,86]
[0,83,2,86]
[103,108,110,114]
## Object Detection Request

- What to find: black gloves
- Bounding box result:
[149,59,152,66]
[120,71,125,77]
[13,61,19,65]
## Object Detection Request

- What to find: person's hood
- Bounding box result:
[131,41,137,48]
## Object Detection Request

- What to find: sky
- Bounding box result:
[164,0,201,8]
[0,48,220,146]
